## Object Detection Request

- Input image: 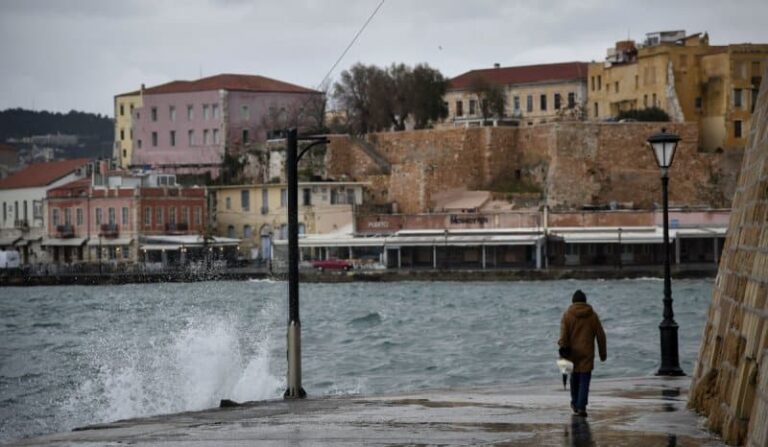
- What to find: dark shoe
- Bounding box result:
[570,404,579,415]
[577,410,588,417]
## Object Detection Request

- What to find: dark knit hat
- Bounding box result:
[572,289,587,303]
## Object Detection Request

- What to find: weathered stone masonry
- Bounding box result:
[688,66,768,447]
[326,122,734,214]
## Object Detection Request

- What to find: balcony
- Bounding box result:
[14,219,29,230]
[56,224,75,238]
[100,223,120,238]
[165,222,189,234]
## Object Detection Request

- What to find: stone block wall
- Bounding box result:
[688,66,768,446]
[326,122,734,214]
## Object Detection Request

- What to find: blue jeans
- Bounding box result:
[570,371,592,411]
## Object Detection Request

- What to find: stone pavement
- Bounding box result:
[9,376,725,446]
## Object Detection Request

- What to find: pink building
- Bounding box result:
[121,74,321,178]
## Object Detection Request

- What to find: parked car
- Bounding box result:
[311,259,353,272]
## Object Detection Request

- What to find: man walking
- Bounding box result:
[558,290,607,417]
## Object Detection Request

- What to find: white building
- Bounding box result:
[0,158,90,264]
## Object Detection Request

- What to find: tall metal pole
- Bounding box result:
[285,128,306,398]
[657,170,684,376]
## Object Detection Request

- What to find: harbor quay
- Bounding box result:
[7,376,725,447]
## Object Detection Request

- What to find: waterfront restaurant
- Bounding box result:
[272,209,728,270]
[140,234,241,267]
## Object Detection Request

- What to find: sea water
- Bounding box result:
[0,278,713,442]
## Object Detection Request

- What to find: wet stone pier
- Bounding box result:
[9,376,724,446]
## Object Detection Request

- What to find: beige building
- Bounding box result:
[445,62,588,127]
[113,91,143,168]
[588,30,768,151]
[212,181,367,260]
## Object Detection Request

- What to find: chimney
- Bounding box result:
[494,63,500,69]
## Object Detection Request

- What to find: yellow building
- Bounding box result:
[113,90,143,168]
[212,182,367,260]
[588,31,768,151]
[445,62,589,127]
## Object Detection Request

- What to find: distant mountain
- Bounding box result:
[0,108,113,158]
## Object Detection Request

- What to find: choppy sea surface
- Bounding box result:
[0,279,713,442]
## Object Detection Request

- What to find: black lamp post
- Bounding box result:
[647,128,685,376]
[284,128,329,399]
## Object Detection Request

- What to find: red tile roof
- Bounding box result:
[116,73,319,97]
[0,158,90,190]
[449,62,589,90]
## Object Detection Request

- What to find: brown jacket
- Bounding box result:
[558,303,607,372]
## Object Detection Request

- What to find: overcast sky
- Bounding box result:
[1,0,766,116]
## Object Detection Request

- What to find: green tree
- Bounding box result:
[468,77,506,125]
[616,106,670,122]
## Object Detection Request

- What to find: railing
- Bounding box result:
[100,223,119,238]
[14,219,29,230]
[56,224,75,238]
[165,222,189,234]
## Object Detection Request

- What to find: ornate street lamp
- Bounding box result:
[647,128,685,376]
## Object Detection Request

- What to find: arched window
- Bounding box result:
[227,225,235,238]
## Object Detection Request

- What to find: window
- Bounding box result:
[593,102,598,117]
[137,139,142,149]
[64,208,72,225]
[76,208,83,226]
[170,130,176,147]
[469,99,477,115]
[280,188,287,207]
[120,104,124,116]
[194,207,201,225]
[95,208,102,225]
[554,93,561,110]
[591,76,595,91]
[244,225,253,239]
[568,92,575,108]
[455,101,463,117]
[227,225,235,238]
[652,93,657,107]
[144,207,151,226]
[513,96,520,112]
[156,207,164,225]
[187,105,194,120]
[644,94,648,107]
[152,132,158,147]
[679,54,688,68]
[695,97,702,109]
[635,75,639,89]
[120,129,125,141]
[169,106,176,121]
[262,188,269,214]
[540,94,547,111]
[734,120,743,138]
[213,129,220,144]
[225,196,231,210]
[212,104,220,119]
[169,207,176,224]
[108,207,116,225]
[241,190,250,211]
[23,200,27,220]
[734,89,743,108]
[203,104,210,119]
[241,105,250,119]
[2,202,5,222]
[526,95,533,112]
[242,129,249,143]
[614,81,619,93]
[302,188,311,206]
[597,75,602,90]
[33,200,42,219]
[122,207,129,225]
[151,107,158,121]
[52,208,60,226]
[188,129,194,146]
[203,129,210,145]
[182,207,189,224]
[123,149,127,158]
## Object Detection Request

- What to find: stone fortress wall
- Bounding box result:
[326,122,739,214]
[688,65,768,446]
